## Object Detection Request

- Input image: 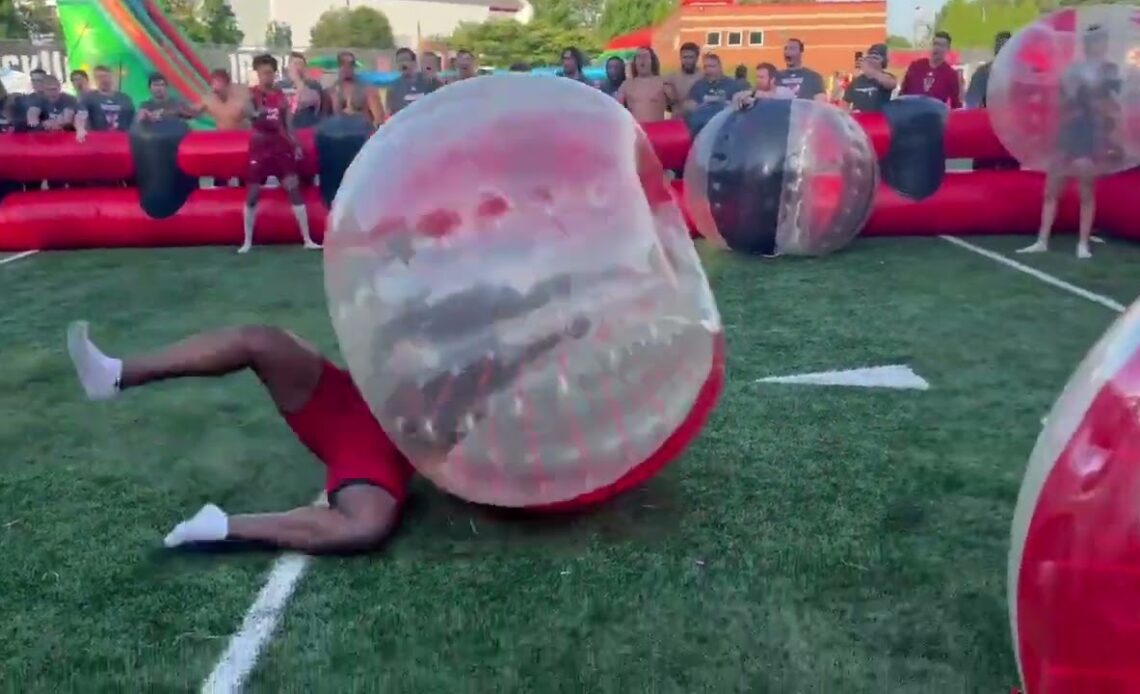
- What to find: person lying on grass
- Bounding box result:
[66,315,589,554]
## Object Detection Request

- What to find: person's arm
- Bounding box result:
[683,82,702,113]
[663,79,678,109]
[867,66,898,92]
[366,87,386,127]
[811,73,829,102]
[118,95,136,130]
[614,81,628,106]
[899,62,918,96]
[25,96,43,128]
[841,81,856,111]
[965,65,987,108]
[74,94,91,141]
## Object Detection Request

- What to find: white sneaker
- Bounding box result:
[1016,240,1047,254]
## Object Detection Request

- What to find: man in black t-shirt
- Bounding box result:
[75,65,135,140]
[26,75,79,131]
[775,38,827,101]
[137,73,193,123]
[386,47,439,116]
[843,44,896,113]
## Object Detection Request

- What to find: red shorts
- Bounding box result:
[283,361,415,502]
[249,137,299,184]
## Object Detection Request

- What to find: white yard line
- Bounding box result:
[200,493,326,693]
[939,236,1127,313]
[200,553,312,694]
[0,250,38,266]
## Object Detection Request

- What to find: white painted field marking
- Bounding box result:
[757,364,930,390]
[201,493,325,694]
[939,236,1127,313]
[200,554,312,694]
[0,250,38,266]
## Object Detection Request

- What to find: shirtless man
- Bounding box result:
[197,69,249,130]
[327,51,385,127]
[616,46,675,123]
[664,42,702,113]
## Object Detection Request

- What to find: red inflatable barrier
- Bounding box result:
[0,187,327,250]
[1,106,1139,251]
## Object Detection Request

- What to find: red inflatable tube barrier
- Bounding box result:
[2,105,1139,250]
[0,130,320,183]
[642,108,1011,171]
[0,187,327,250]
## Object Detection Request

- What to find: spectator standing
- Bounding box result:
[385,48,437,117]
[775,39,827,101]
[558,47,591,84]
[900,31,962,108]
[686,54,746,110]
[599,56,627,98]
[421,51,444,87]
[731,62,794,110]
[75,65,135,141]
[453,50,479,81]
[615,47,673,123]
[966,31,1012,108]
[664,42,702,115]
[278,52,325,129]
[70,69,91,96]
[26,75,79,131]
[843,44,896,113]
[0,81,14,133]
[137,73,195,123]
[330,51,385,126]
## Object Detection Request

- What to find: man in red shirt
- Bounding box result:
[900,31,962,108]
[242,53,320,254]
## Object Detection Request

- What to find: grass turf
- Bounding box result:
[1,237,1138,692]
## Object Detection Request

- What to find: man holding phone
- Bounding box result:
[844,43,896,113]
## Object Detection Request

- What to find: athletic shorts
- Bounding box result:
[248,138,299,185]
[282,361,415,503]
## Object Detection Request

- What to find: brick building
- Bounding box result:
[609,0,887,81]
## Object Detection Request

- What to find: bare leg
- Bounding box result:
[225,486,400,553]
[1021,168,1065,253]
[1075,159,1095,258]
[283,174,320,249]
[112,324,323,412]
[69,323,404,553]
[240,183,262,254]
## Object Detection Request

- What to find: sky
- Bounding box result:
[887,0,949,39]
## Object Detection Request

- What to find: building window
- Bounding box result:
[727,31,743,47]
[705,31,721,47]
[748,31,764,46]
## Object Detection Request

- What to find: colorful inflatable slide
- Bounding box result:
[57,0,211,122]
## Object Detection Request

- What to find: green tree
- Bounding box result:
[265,21,292,50]
[309,7,394,49]
[159,0,207,42]
[886,35,912,49]
[199,0,242,44]
[9,0,59,40]
[934,0,1039,49]
[531,0,604,27]
[449,20,601,68]
[598,0,672,41]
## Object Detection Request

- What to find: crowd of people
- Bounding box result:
[0,28,1123,259]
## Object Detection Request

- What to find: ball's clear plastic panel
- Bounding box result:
[1008,297,1140,690]
[987,5,1140,174]
[324,74,722,507]
[682,107,733,248]
[681,100,876,257]
[777,100,878,256]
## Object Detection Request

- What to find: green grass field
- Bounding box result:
[2,236,1138,693]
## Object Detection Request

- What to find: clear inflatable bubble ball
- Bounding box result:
[987,5,1140,175]
[1009,296,1140,693]
[323,74,725,509]
[683,98,878,257]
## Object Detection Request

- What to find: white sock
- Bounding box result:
[67,321,123,401]
[240,204,255,252]
[292,204,318,247]
[1077,242,1092,259]
[163,503,229,547]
